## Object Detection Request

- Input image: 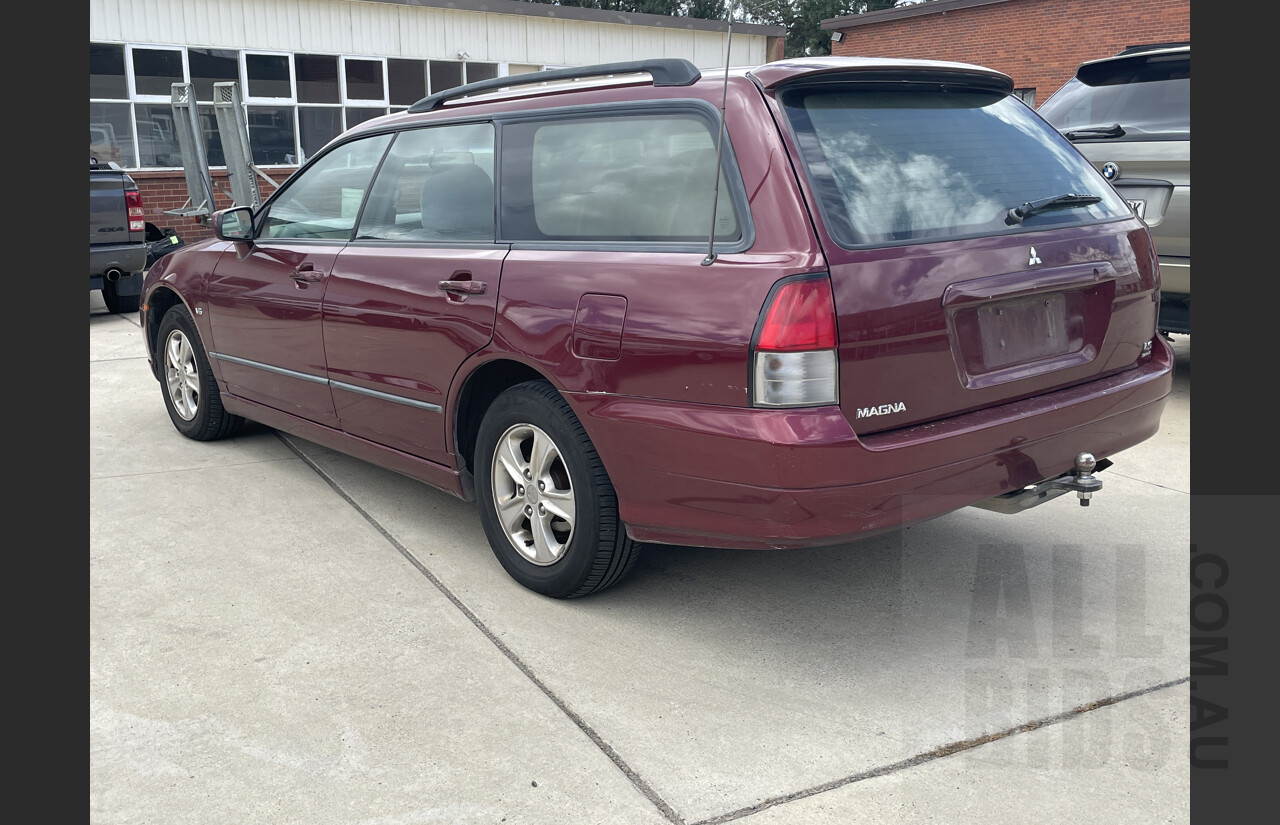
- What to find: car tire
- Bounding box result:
[157,305,246,441]
[475,380,641,598]
[102,281,139,314]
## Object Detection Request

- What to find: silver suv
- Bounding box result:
[1038,43,1190,334]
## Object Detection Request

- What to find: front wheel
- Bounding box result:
[157,305,245,441]
[474,381,640,598]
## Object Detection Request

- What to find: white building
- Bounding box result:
[90,0,784,171]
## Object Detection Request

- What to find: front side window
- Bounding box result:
[501,113,741,243]
[357,123,496,241]
[261,133,392,240]
[781,85,1133,247]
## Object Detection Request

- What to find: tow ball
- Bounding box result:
[971,452,1112,514]
[1059,452,1103,506]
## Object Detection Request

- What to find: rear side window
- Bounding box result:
[1037,54,1190,139]
[780,86,1132,247]
[500,113,741,243]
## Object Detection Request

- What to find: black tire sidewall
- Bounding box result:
[102,282,139,314]
[157,306,220,440]
[475,383,611,597]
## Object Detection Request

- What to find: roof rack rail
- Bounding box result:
[407,58,702,113]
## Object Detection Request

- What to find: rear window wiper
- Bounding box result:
[1005,193,1103,225]
[1062,123,1125,140]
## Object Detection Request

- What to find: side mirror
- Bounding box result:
[213,207,255,242]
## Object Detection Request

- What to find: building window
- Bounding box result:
[131,48,183,97]
[429,61,463,95]
[90,43,132,166]
[344,58,385,101]
[388,59,428,108]
[245,53,292,99]
[90,42,526,170]
[1015,88,1036,108]
[466,62,500,83]
[90,43,128,99]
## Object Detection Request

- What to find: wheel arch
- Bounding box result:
[143,286,192,381]
[451,357,550,498]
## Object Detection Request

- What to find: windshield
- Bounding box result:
[1037,53,1190,139]
[780,85,1132,247]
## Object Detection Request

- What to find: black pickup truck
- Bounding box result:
[90,159,148,313]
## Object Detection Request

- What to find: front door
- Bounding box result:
[205,133,393,428]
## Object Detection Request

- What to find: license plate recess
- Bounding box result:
[977,293,1069,370]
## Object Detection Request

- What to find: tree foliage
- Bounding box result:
[519,1,916,59]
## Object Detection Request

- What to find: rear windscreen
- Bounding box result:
[1037,54,1190,140]
[780,86,1132,247]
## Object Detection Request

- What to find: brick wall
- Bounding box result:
[829,0,1190,106]
[131,169,294,244]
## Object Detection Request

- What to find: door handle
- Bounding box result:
[290,264,322,283]
[438,279,487,295]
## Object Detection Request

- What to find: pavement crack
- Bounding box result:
[278,433,685,825]
[690,676,1190,825]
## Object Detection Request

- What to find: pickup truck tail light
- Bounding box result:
[751,274,839,407]
[126,189,145,233]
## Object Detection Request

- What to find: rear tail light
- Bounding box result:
[126,189,145,233]
[752,274,839,407]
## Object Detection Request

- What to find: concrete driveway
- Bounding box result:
[90,291,1190,825]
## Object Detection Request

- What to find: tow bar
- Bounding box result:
[971,452,1111,515]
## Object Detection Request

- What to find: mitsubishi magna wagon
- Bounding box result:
[140,57,1174,598]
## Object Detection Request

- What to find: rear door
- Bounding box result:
[322,122,504,465]
[206,133,393,427]
[772,79,1159,434]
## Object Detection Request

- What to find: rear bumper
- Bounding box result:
[90,243,147,295]
[90,243,147,278]
[569,336,1174,549]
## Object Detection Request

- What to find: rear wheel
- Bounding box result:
[475,381,640,598]
[101,281,139,314]
[157,305,245,441]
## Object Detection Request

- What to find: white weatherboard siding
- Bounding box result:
[92,0,769,68]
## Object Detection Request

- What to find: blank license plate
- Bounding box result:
[1126,199,1146,219]
[978,294,1069,369]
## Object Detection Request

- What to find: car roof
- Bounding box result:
[351,55,1014,134]
[1078,43,1189,70]
[1115,42,1190,56]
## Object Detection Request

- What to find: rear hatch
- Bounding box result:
[757,59,1159,434]
[1036,47,1190,260]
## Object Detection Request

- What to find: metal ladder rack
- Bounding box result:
[213,81,275,209]
[167,81,279,222]
[165,82,216,221]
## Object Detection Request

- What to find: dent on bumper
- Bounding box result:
[569,338,1174,549]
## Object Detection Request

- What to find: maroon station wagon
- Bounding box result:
[140,56,1174,598]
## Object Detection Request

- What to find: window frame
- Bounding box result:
[241,49,296,104]
[125,43,186,102]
